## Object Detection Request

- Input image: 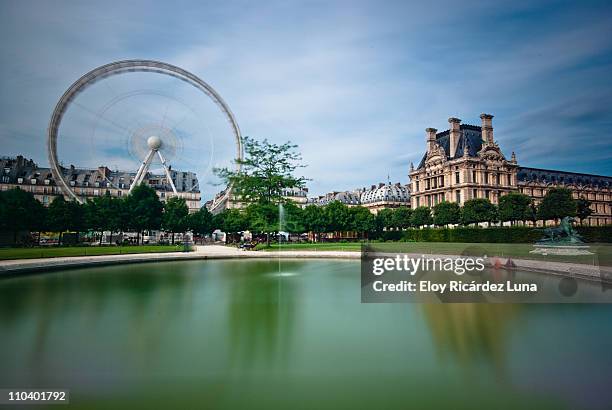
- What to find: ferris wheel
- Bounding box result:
[47,59,242,209]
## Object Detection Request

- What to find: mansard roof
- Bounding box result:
[417,124,483,169]
[517,167,612,188]
[309,182,410,206]
[0,156,199,193]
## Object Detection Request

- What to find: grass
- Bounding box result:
[0,245,190,261]
[256,241,612,266]
[257,242,362,252]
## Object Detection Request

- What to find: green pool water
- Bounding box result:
[0,259,611,409]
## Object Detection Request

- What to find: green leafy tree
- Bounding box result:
[391,207,412,230]
[215,208,248,243]
[575,197,593,225]
[66,200,86,243]
[526,202,538,226]
[498,192,533,225]
[163,196,189,244]
[302,205,328,242]
[410,206,433,228]
[215,136,308,205]
[281,201,305,234]
[377,208,395,230]
[47,196,83,244]
[115,197,132,242]
[325,201,352,233]
[349,206,376,239]
[537,187,576,223]
[124,184,163,244]
[461,198,497,226]
[432,201,461,227]
[47,196,70,245]
[85,192,121,244]
[188,207,214,241]
[245,202,278,245]
[0,188,46,244]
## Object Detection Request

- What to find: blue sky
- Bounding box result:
[1,0,611,197]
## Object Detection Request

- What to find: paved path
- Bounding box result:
[1,245,610,284]
[0,245,359,275]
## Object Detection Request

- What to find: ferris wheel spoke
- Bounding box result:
[160,104,170,128]
[72,101,132,134]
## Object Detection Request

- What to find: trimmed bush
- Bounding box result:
[576,226,612,243]
[394,226,611,243]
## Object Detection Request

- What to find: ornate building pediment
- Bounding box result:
[478,144,506,162]
[425,143,446,165]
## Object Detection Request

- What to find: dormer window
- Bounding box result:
[31,179,37,184]
[17,177,23,184]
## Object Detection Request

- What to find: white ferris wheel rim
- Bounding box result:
[47,59,243,206]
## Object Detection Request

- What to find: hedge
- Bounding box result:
[378,226,612,243]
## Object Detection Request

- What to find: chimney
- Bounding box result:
[480,113,494,146]
[98,166,110,178]
[425,128,437,153]
[448,117,461,158]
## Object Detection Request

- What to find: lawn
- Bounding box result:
[258,241,612,266]
[258,242,363,252]
[0,245,190,261]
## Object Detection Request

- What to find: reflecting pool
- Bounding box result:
[1,259,611,409]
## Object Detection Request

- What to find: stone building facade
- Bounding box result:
[0,156,201,212]
[516,167,611,226]
[309,182,410,214]
[409,114,611,225]
[206,186,310,214]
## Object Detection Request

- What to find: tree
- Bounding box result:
[188,207,214,241]
[85,192,121,244]
[48,196,70,244]
[461,198,497,226]
[432,201,461,227]
[537,187,576,223]
[575,197,593,225]
[377,208,395,230]
[215,136,308,205]
[215,208,248,243]
[410,206,433,228]
[281,201,305,235]
[302,205,328,242]
[498,192,533,225]
[47,196,84,245]
[163,196,189,244]
[325,201,352,233]
[0,188,46,244]
[124,184,163,244]
[65,200,85,243]
[245,202,278,245]
[391,207,412,230]
[349,206,376,239]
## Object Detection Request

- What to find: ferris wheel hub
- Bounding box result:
[147,136,162,150]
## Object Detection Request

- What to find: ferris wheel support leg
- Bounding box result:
[130,149,156,193]
[157,150,178,195]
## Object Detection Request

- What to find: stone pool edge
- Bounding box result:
[1,245,610,284]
